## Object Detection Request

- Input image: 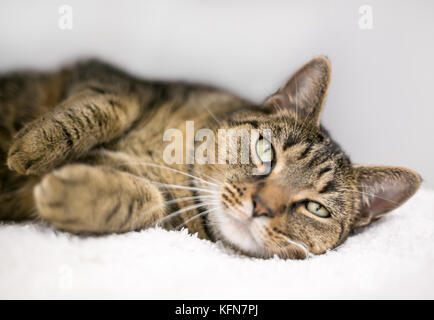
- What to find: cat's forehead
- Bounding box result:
[248,115,351,189]
[226,112,349,167]
[245,114,335,150]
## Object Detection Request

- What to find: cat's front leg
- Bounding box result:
[34,164,165,233]
[7,92,140,175]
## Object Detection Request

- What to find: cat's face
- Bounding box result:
[204,116,353,259]
[196,57,421,259]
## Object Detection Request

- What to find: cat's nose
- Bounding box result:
[252,194,273,218]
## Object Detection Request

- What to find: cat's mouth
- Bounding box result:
[208,197,265,255]
[198,181,311,259]
[202,185,311,259]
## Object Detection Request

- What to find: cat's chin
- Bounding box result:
[207,203,264,257]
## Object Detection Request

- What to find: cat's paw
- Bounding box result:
[34,163,166,233]
[34,164,103,233]
[7,118,73,175]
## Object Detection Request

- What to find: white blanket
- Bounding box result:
[1,188,433,299]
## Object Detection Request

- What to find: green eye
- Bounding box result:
[305,201,330,218]
[256,138,273,163]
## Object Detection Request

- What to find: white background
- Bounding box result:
[1,0,433,186]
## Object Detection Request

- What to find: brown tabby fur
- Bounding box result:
[0,57,421,259]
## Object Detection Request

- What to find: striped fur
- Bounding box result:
[0,57,421,259]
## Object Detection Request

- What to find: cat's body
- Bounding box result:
[0,57,421,259]
[0,59,241,237]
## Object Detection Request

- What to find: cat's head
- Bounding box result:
[196,56,421,259]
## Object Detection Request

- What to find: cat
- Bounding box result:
[0,56,420,259]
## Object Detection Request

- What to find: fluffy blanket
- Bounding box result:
[1,188,433,299]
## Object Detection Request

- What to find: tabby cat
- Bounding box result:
[0,57,420,259]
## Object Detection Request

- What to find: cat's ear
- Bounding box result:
[352,166,421,228]
[264,56,331,125]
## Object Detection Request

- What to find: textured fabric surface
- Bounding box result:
[1,188,433,299]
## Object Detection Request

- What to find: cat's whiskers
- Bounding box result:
[151,182,217,194]
[113,161,220,187]
[194,169,223,185]
[251,220,311,259]
[113,169,219,199]
[115,165,222,226]
[249,221,279,258]
[163,195,217,206]
[285,238,311,259]
[132,194,217,225]
[156,201,216,226]
[272,236,310,260]
[132,170,222,227]
[175,207,218,230]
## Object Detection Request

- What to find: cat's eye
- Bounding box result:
[305,201,330,218]
[256,138,273,163]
